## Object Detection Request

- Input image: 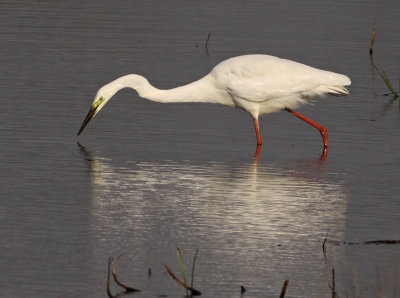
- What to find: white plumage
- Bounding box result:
[78,54,351,152]
[216,55,350,117]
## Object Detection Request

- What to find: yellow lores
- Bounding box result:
[92,96,105,109]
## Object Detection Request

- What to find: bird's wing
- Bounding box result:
[225,58,322,102]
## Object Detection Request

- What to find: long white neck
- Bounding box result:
[103,74,225,104]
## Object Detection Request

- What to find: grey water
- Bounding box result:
[1,0,400,297]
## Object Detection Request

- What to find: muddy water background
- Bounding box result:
[1,1,400,297]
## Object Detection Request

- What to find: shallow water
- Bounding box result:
[1,0,400,297]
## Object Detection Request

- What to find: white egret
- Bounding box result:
[77,54,350,149]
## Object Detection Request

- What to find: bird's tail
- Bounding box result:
[317,85,350,96]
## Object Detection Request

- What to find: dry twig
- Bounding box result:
[370,14,377,56]
[329,268,337,298]
[279,280,290,298]
[322,232,328,253]
[205,32,211,56]
[107,257,114,298]
[111,255,141,292]
[191,248,199,292]
[164,264,201,296]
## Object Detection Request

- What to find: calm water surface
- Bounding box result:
[1,1,400,297]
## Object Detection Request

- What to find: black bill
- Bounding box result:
[77,106,97,136]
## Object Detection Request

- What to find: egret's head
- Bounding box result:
[77,91,111,136]
[77,75,146,136]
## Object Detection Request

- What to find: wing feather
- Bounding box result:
[214,55,349,103]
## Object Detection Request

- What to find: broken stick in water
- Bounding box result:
[279,280,290,298]
[111,255,141,292]
[164,264,201,296]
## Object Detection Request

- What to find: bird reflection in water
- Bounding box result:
[78,142,346,240]
[78,143,347,296]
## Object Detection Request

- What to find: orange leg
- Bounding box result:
[253,118,262,145]
[254,144,262,163]
[286,109,329,148]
